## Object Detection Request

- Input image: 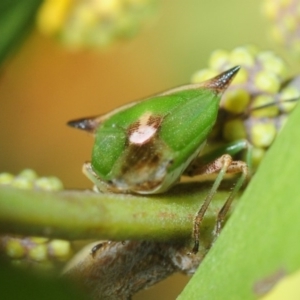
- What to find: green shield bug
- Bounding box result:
[68,66,248,253]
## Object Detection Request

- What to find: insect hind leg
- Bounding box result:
[187,154,248,254]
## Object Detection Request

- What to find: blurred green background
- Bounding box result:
[0,1,298,299]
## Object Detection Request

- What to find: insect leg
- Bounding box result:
[214,160,248,237]
[186,154,248,253]
[187,139,252,174]
[82,162,115,193]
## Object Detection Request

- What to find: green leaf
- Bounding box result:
[0,0,43,65]
[178,97,300,297]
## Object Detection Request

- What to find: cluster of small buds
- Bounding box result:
[262,0,300,56]
[0,169,72,269]
[1,236,72,270]
[0,169,63,191]
[192,45,299,167]
[37,0,158,49]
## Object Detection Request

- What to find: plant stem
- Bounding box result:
[0,182,234,243]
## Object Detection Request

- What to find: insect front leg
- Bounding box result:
[83,162,118,193]
[185,154,248,253]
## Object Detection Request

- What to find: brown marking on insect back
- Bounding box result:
[112,113,167,191]
[80,111,169,194]
[127,112,164,146]
[102,112,173,193]
[119,141,165,191]
[122,142,160,172]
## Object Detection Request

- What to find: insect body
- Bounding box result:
[68,66,248,253]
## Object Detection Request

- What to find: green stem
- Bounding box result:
[0,182,234,242]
